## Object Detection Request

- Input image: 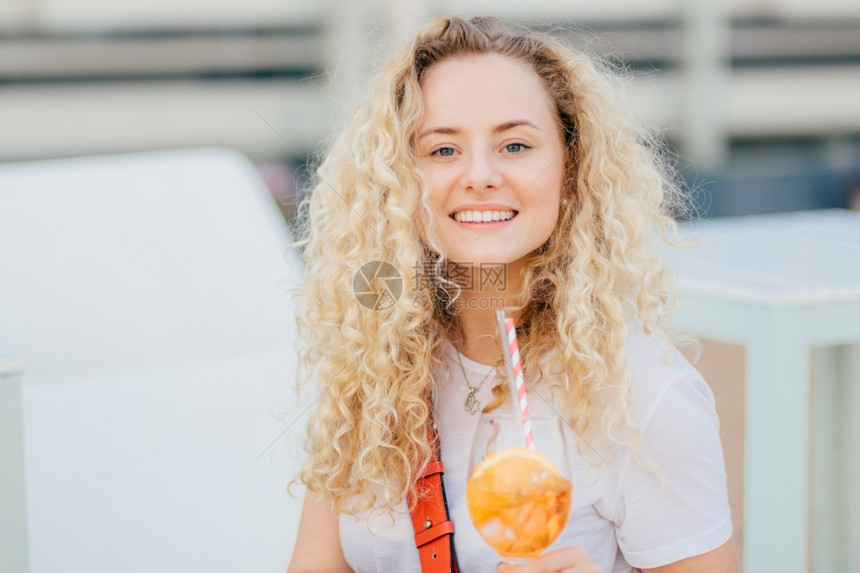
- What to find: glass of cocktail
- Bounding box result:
[466,413,573,560]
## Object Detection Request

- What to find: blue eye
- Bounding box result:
[505,143,527,153]
[433,146,455,157]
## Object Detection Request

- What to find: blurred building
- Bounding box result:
[2,0,860,216]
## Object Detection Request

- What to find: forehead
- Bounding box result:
[418,53,558,128]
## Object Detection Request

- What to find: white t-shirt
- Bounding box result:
[339,324,733,572]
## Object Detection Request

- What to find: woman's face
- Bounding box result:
[416,53,566,282]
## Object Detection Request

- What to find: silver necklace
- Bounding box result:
[455,349,494,415]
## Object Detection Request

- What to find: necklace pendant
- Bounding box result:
[464,388,480,415]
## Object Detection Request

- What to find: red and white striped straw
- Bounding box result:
[496,310,534,450]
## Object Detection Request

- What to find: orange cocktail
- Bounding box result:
[466,432,573,558]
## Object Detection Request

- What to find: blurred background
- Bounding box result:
[2,1,860,571]
[2,0,860,221]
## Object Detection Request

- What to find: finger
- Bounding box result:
[535,547,598,572]
[496,547,599,573]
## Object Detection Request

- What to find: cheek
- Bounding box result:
[539,209,561,243]
[536,174,564,238]
[416,188,445,252]
[423,172,449,212]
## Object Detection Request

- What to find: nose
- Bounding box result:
[460,149,502,192]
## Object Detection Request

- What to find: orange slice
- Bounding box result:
[469,447,562,493]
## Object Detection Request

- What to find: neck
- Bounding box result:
[456,305,505,365]
[442,258,528,364]
[453,282,522,366]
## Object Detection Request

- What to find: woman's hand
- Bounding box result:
[497,547,600,573]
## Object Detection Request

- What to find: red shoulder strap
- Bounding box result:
[407,423,459,573]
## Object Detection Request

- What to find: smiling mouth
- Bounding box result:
[451,209,517,223]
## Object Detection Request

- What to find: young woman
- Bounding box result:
[287,16,737,573]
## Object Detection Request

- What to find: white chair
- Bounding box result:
[0,148,307,573]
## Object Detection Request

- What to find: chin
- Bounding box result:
[446,253,518,266]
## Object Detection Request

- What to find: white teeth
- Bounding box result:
[453,210,515,223]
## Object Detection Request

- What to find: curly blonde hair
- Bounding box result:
[293,16,684,514]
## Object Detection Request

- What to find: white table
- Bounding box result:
[666,209,860,573]
[0,359,28,573]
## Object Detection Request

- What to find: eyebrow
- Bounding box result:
[417,119,540,140]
